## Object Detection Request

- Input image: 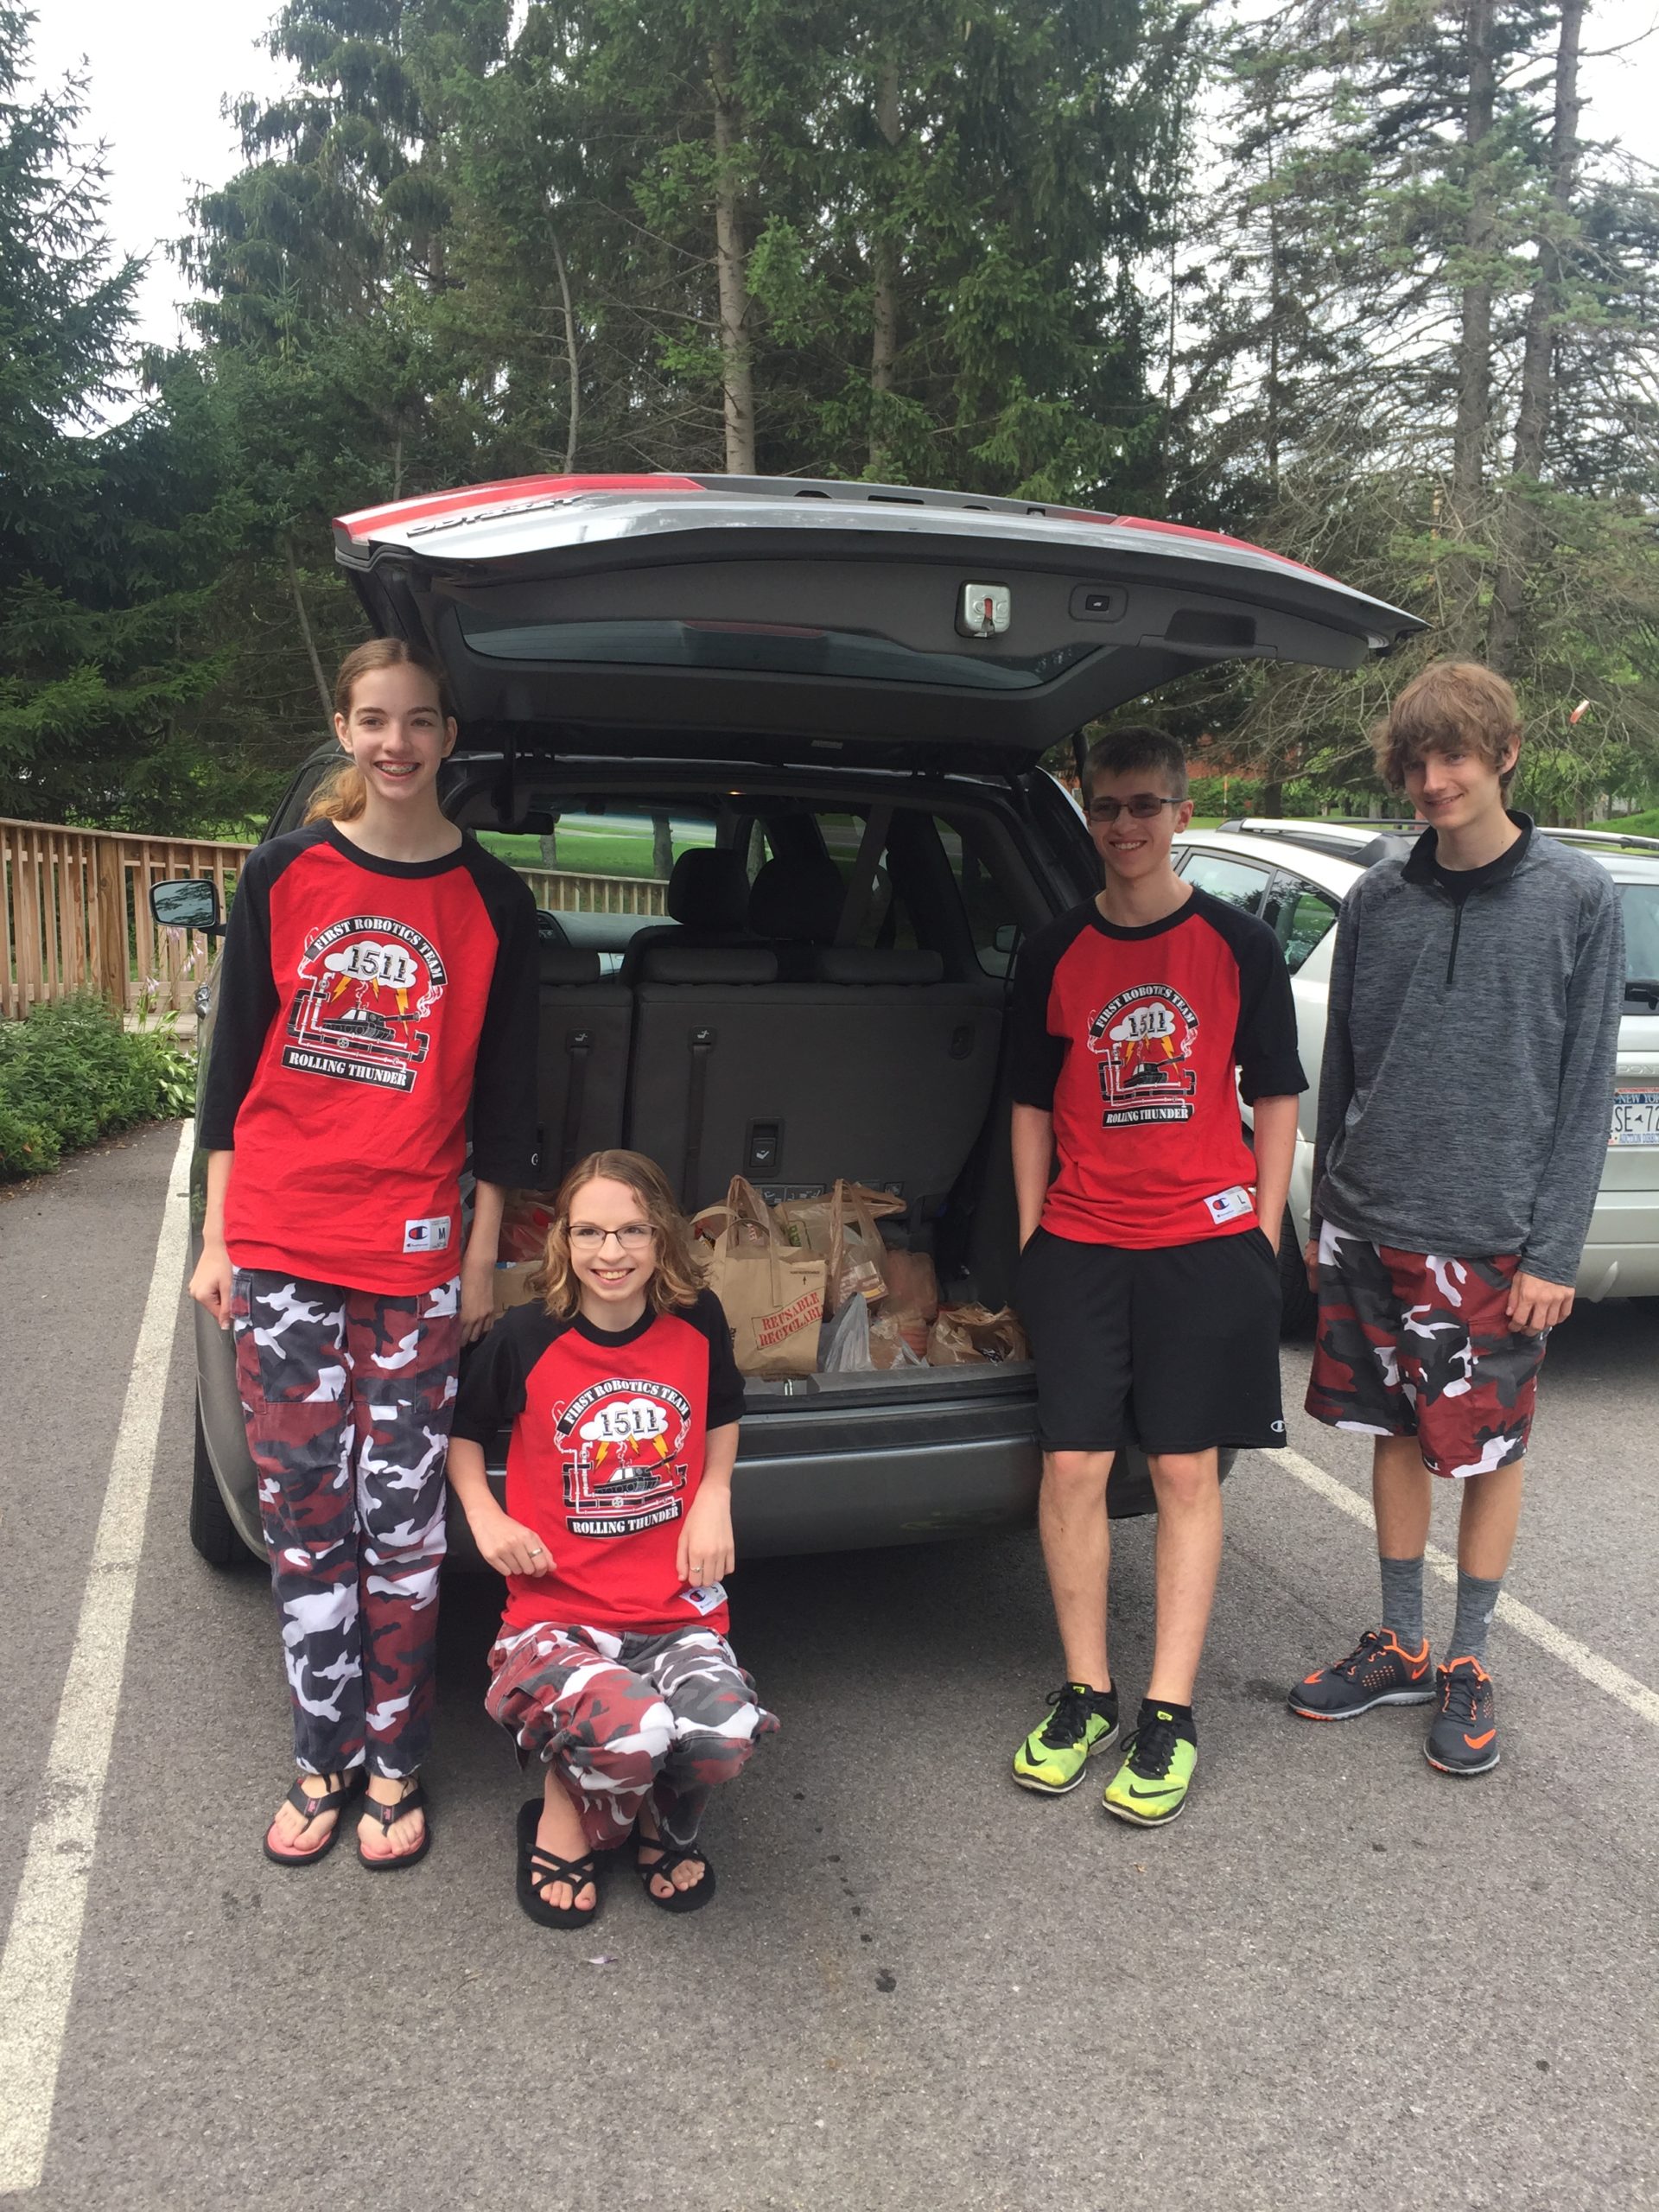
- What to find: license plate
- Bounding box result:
[1610,1090,1659,1147]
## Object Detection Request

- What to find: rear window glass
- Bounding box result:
[936,817,1022,976]
[1621,883,1659,1001]
[476,810,714,918]
[1264,879,1340,975]
[1179,851,1273,913]
[454,612,1097,693]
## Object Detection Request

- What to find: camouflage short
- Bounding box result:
[486,1623,778,1852]
[1305,1226,1547,1479]
[232,1269,461,1778]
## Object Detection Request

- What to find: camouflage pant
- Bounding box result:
[232,1269,461,1779]
[486,1623,779,1851]
[1305,1226,1548,1479]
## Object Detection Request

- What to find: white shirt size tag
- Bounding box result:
[403,1215,453,1255]
[680,1583,727,1616]
[1204,1185,1255,1226]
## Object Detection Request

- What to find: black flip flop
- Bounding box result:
[635,1831,716,1915]
[262,1770,365,1868]
[516,1799,600,1929]
[357,1780,431,1872]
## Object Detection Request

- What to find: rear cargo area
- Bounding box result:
[473,779,1041,1381]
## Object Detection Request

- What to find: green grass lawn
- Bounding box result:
[478,815,715,879]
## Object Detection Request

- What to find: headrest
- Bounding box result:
[666,848,751,931]
[748,854,845,944]
[814,949,944,985]
[638,947,779,985]
[538,944,601,985]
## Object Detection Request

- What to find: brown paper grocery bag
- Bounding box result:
[695,1176,826,1376]
[925,1302,1030,1365]
[778,1181,906,1313]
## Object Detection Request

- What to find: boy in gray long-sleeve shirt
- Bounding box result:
[1288,661,1624,1776]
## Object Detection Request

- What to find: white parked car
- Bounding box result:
[1172,817,1659,1329]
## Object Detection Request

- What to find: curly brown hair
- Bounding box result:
[1372,660,1522,794]
[531,1150,707,1320]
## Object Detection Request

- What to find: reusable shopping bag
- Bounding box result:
[696,1176,826,1377]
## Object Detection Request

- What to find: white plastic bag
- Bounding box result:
[818,1294,874,1372]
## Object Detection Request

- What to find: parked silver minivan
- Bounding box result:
[167,473,1421,1566]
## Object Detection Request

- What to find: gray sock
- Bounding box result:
[1448,1569,1503,1665]
[1378,1554,1426,1648]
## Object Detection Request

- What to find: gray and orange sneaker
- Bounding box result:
[1287,1628,1434,1720]
[1424,1657,1499,1775]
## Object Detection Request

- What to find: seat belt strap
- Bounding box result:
[681,1025,715,1208]
[560,1027,592,1177]
[834,805,893,946]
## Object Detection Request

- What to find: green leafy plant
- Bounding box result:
[0,995,194,1179]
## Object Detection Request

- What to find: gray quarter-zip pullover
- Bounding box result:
[1312,816,1625,1282]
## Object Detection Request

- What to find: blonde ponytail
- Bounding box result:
[304,763,369,823]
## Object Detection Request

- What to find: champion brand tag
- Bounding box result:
[403,1215,453,1255]
[681,1583,727,1616]
[1204,1185,1254,1226]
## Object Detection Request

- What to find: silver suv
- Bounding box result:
[1173,817,1659,1329]
[168,473,1422,1565]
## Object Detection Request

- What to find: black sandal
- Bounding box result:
[356,1780,430,1872]
[516,1800,600,1929]
[263,1770,364,1867]
[635,1829,716,1915]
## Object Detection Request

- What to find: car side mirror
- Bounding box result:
[992,923,1020,956]
[150,877,224,935]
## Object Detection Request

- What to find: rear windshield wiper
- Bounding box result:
[1625,978,1659,1009]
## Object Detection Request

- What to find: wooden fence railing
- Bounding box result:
[1,818,252,1021]
[519,868,669,916]
[1,825,669,1023]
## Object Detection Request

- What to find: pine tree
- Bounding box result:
[0,6,262,829]
[1179,0,1659,817]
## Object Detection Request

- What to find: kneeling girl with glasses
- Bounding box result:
[448,1149,776,1927]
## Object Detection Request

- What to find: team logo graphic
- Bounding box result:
[556,1378,693,1538]
[1087,985,1198,1125]
[283,916,447,1093]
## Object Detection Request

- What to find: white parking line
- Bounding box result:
[1270,1443,1659,1728]
[0,1119,194,2195]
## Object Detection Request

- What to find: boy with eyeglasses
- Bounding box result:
[1008,727,1305,1825]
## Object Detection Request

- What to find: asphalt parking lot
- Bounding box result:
[1,1120,1655,2212]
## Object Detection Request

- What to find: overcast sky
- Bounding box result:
[25,0,1659,357]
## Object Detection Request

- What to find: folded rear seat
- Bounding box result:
[626,940,1002,1216]
[536,943,632,1183]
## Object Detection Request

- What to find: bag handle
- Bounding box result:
[697,1176,784,1255]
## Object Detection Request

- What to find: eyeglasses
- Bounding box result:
[1085,795,1182,824]
[568,1223,656,1253]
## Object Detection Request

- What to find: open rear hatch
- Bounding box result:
[334,474,1424,771]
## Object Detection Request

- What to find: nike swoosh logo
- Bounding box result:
[1463,1728,1497,1750]
[1125,1783,1182,1800]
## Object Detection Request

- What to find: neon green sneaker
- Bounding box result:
[1102,1708,1196,1827]
[1012,1681,1120,1795]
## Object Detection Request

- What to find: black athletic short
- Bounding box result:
[1015,1224,1286,1455]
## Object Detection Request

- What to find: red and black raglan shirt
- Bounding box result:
[1009,889,1306,1249]
[199,823,540,1294]
[451,1290,746,1637]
